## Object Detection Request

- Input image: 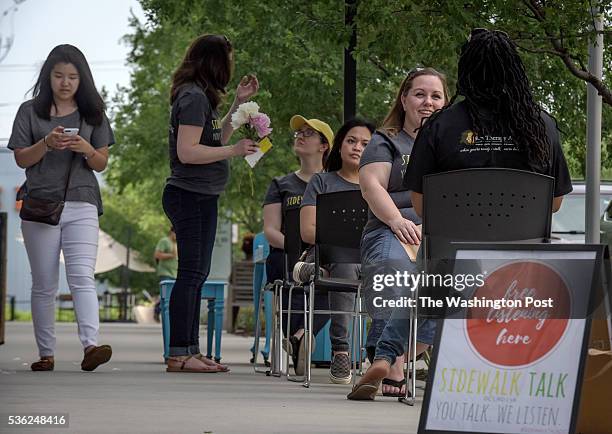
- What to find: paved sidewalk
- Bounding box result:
[0,322,422,434]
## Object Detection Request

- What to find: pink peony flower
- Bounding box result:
[249,113,272,138]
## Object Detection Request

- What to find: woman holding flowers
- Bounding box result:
[163,34,259,373]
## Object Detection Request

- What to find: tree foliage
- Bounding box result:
[102,0,611,265]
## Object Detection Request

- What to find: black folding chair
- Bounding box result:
[302,190,369,387]
[401,168,555,404]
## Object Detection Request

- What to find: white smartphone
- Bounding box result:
[63,128,79,136]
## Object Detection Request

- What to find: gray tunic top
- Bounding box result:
[8,100,115,215]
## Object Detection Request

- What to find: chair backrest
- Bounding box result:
[283,207,304,280]
[423,168,555,260]
[315,190,369,265]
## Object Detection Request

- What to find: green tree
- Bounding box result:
[103,0,611,264]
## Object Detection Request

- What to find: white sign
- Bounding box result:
[420,247,600,434]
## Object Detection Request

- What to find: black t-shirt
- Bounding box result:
[263,172,308,235]
[404,101,573,197]
[166,83,228,195]
[359,130,421,234]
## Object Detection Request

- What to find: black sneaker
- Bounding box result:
[329,353,352,384]
[292,261,316,284]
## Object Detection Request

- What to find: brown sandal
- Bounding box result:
[194,354,230,372]
[31,357,54,371]
[81,345,112,371]
[166,355,219,373]
[347,381,381,401]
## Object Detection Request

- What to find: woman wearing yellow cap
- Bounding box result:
[262,115,332,375]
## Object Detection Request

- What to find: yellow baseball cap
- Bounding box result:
[290,115,334,146]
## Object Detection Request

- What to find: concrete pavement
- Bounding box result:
[0,322,422,434]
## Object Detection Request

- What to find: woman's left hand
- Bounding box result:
[65,135,95,157]
[236,74,259,103]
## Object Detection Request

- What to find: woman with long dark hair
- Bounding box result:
[293,117,375,384]
[163,34,259,373]
[9,44,114,371]
[407,29,571,215]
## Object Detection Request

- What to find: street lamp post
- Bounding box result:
[585,7,604,244]
[344,0,357,122]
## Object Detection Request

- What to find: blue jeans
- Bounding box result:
[162,184,218,357]
[360,225,437,364]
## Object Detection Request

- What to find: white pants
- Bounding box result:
[21,201,100,357]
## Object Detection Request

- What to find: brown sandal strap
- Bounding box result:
[168,355,193,371]
[31,358,54,371]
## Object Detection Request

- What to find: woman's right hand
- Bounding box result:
[388,216,421,245]
[45,126,67,150]
[232,139,259,157]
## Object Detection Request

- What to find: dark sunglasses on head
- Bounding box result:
[220,34,232,50]
[407,66,425,76]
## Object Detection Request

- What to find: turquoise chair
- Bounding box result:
[251,232,273,370]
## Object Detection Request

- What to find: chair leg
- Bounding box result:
[268,281,282,377]
[285,285,293,380]
[287,286,308,383]
[357,291,364,376]
[253,287,268,374]
[303,283,315,388]
[400,295,418,406]
[351,289,359,388]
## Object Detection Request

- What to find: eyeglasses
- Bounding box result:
[294,128,318,139]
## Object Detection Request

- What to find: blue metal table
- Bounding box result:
[160,279,227,361]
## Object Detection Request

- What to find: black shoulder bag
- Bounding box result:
[19,151,77,226]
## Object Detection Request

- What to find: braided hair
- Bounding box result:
[456,30,550,170]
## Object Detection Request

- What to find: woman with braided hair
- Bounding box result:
[407,28,572,215]
[348,29,572,401]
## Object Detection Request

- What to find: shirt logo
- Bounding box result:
[212,119,222,142]
[286,195,303,207]
[461,130,477,145]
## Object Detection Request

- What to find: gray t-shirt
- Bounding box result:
[359,130,421,234]
[8,100,115,215]
[301,172,360,207]
[166,83,228,195]
[263,172,308,235]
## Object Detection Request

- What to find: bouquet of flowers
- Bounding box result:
[231,102,273,168]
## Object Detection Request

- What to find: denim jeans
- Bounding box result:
[361,225,437,363]
[162,184,218,356]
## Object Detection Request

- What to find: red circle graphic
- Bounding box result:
[466,261,570,367]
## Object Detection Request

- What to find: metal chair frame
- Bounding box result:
[302,190,369,388]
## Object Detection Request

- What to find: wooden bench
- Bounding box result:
[226,260,254,332]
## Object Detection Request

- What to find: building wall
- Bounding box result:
[0,148,70,311]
